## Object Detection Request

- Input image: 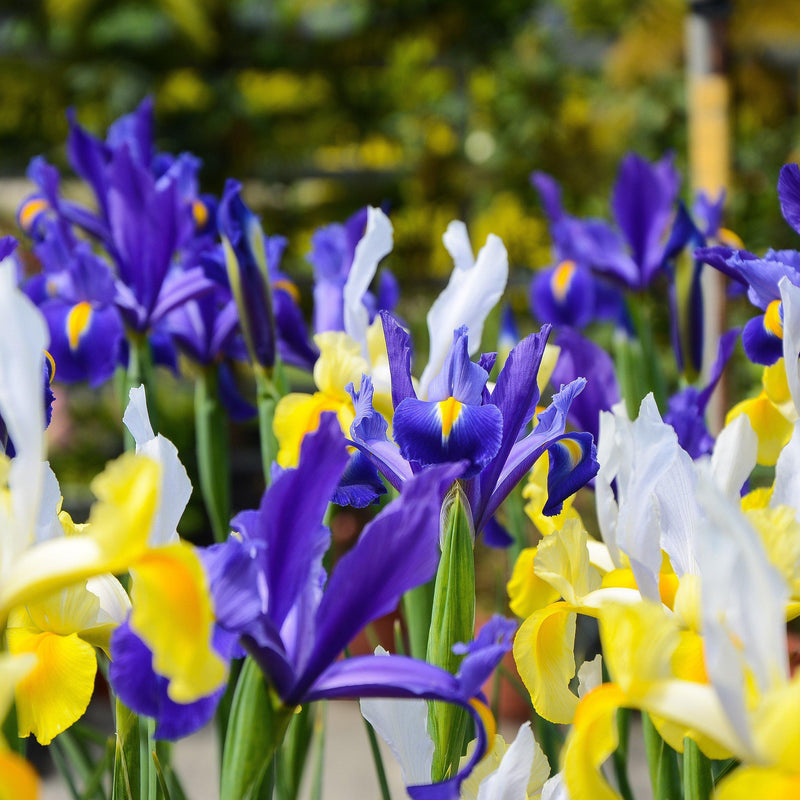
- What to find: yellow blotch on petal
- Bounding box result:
[764,300,784,339]
[0,750,39,800]
[507,547,559,619]
[514,601,578,723]
[726,392,793,466]
[468,698,497,762]
[715,767,800,800]
[192,199,209,229]
[8,629,97,745]
[273,279,301,305]
[537,344,561,394]
[563,683,626,800]
[438,396,462,440]
[129,542,226,703]
[18,197,49,233]
[763,360,792,408]
[551,260,577,301]
[66,302,93,351]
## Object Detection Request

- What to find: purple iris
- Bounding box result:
[18,100,217,377]
[24,218,124,386]
[697,164,800,366]
[349,314,599,547]
[529,172,627,329]
[109,415,511,798]
[308,207,399,334]
[663,328,739,459]
[217,180,316,372]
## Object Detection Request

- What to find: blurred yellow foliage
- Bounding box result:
[473,192,548,269]
[238,70,331,115]
[314,136,403,172]
[159,69,212,112]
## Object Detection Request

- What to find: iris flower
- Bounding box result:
[113,413,510,798]
[350,318,598,546]
[697,164,800,365]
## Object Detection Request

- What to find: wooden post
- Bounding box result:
[686,0,731,431]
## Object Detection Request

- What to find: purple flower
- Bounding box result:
[349,315,599,547]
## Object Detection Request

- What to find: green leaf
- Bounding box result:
[112,699,140,800]
[426,484,475,782]
[220,657,293,800]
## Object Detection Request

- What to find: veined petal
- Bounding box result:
[359,649,433,786]
[715,767,800,800]
[0,454,159,618]
[513,601,578,723]
[534,521,601,605]
[393,397,502,476]
[128,542,226,703]
[507,548,559,619]
[419,229,508,398]
[343,207,393,355]
[8,629,96,745]
[313,331,370,399]
[562,683,626,800]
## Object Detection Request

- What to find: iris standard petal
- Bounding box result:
[778,163,800,237]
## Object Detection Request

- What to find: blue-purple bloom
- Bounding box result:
[109,415,509,797]
[349,314,599,546]
[308,207,399,334]
[664,328,739,458]
[697,164,800,366]
[217,180,316,372]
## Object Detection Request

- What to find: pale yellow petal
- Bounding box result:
[313,331,369,398]
[8,630,96,745]
[562,683,625,800]
[507,548,559,619]
[715,767,800,800]
[726,393,793,467]
[513,602,578,723]
[534,520,601,605]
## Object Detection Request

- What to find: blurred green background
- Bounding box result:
[2,0,800,276]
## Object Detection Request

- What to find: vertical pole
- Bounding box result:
[686,0,731,431]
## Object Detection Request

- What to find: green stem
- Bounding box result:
[364,719,393,800]
[426,485,475,781]
[195,365,232,543]
[683,737,713,800]
[112,698,140,800]
[627,299,668,412]
[255,366,280,485]
[612,709,635,800]
[643,712,680,800]
[123,334,157,449]
[403,580,435,660]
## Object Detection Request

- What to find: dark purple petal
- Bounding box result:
[332,451,387,508]
[107,97,154,167]
[380,311,416,407]
[693,189,726,239]
[426,328,489,404]
[742,314,783,366]
[292,463,462,700]
[479,379,592,527]
[530,171,564,223]
[778,163,800,237]
[66,108,111,220]
[274,288,318,372]
[476,328,550,519]
[109,621,224,741]
[530,264,595,328]
[149,267,216,327]
[217,361,257,421]
[542,432,597,516]
[307,654,490,800]
[257,413,349,630]
[377,269,400,315]
[612,152,679,286]
[482,517,514,548]
[452,615,516,698]
[41,299,124,386]
[393,398,502,478]
[550,328,619,440]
